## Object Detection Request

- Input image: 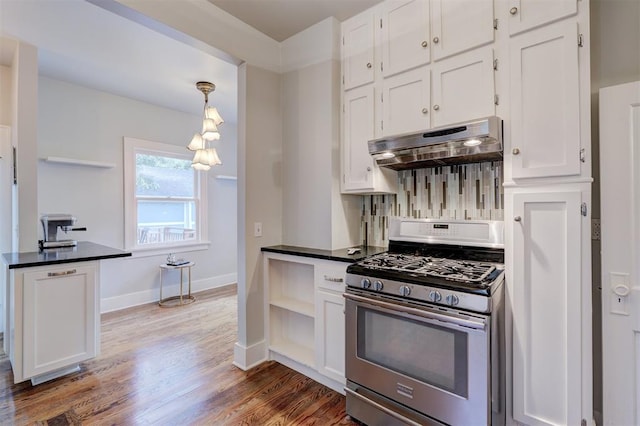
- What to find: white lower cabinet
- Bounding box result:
[264,252,347,393]
[315,289,345,384]
[506,184,592,426]
[9,261,99,384]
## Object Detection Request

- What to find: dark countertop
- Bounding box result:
[2,241,132,269]
[261,244,387,263]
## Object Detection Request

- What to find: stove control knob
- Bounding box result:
[361,278,371,289]
[399,285,411,297]
[446,294,459,306]
[428,290,442,302]
[373,280,384,291]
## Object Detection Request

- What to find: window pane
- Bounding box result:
[137,200,196,245]
[135,153,194,197]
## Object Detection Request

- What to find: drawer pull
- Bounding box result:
[48,269,77,277]
[324,275,344,283]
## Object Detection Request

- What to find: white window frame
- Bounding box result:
[124,137,209,254]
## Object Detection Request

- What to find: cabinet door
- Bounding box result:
[430,0,495,61]
[431,48,495,128]
[315,289,345,384]
[508,0,578,36]
[343,11,376,90]
[382,66,430,136]
[22,264,97,379]
[380,0,430,78]
[343,85,376,191]
[510,22,580,179]
[342,86,398,194]
[510,189,588,426]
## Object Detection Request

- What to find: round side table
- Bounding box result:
[159,262,196,307]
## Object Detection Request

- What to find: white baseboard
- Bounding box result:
[232,340,267,370]
[100,273,237,313]
[269,351,345,395]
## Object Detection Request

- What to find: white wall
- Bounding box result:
[0,65,12,126]
[280,18,360,250]
[235,63,283,369]
[37,77,238,311]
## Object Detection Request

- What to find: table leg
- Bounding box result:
[159,268,164,305]
[179,267,184,304]
[188,266,192,298]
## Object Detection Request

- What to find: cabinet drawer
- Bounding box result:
[315,261,348,292]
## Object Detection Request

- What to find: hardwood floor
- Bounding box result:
[0,285,358,425]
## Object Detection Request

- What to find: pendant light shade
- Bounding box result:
[188,81,224,169]
[187,132,204,151]
[191,147,222,170]
[205,106,224,126]
[201,118,220,141]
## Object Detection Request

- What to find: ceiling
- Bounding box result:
[0,0,382,121]
[208,0,382,42]
[0,0,238,120]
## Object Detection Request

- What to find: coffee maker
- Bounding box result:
[39,214,86,249]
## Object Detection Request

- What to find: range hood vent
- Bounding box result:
[369,116,503,170]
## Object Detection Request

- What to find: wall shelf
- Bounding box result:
[41,157,116,169]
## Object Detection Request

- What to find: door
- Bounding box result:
[430,0,494,61]
[431,48,495,128]
[380,0,430,78]
[342,11,376,90]
[510,188,590,426]
[600,80,640,426]
[381,66,430,136]
[510,21,581,179]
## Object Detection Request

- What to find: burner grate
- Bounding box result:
[358,253,497,284]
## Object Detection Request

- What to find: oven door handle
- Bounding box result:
[344,386,424,426]
[344,292,487,330]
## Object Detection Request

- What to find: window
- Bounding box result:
[124,137,207,251]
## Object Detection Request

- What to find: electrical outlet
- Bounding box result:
[591,219,601,241]
[254,222,262,237]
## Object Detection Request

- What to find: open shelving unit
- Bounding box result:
[265,257,315,367]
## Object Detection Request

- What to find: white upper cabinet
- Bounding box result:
[430,0,495,61]
[431,48,495,128]
[382,66,430,136]
[342,85,397,193]
[380,0,430,78]
[510,21,581,179]
[342,11,376,90]
[507,0,578,36]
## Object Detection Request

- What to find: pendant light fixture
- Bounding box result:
[187,81,224,170]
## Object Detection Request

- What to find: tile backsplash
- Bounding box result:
[361,161,504,247]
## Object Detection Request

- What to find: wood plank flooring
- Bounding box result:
[0,285,359,425]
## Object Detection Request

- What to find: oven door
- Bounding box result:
[345,290,491,426]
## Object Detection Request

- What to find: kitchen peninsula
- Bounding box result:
[2,242,131,385]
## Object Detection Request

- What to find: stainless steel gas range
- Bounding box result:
[344,218,505,426]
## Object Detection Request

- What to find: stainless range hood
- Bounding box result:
[369,116,503,170]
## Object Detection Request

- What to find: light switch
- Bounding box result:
[254,222,262,237]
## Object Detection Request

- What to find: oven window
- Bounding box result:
[357,307,468,397]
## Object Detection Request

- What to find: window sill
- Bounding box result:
[126,241,211,258]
